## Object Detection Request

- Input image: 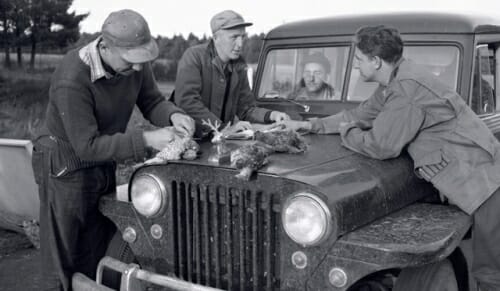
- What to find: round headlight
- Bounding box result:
[282,193,331,246]
[131,174,167,217]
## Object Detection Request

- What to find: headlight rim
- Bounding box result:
[130,173,168,218]
[282,191,332,246]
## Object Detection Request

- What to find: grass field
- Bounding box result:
[0,52,63,71]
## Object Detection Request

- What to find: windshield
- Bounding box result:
[258,47,349,101]
[258,45,460,102]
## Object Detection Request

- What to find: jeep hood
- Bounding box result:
[184,134,409,186]
[186,134,354,180]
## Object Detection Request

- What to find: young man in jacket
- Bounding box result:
[31,9,194,290]
[282,25,500,290]
[174,10,289,137]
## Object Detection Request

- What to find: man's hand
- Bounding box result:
[279,120,312,132]
[226,121,252,135]
[170,113,195,137]
[252,123,284,132]
[270,111,290,122]
[143,127,180,151]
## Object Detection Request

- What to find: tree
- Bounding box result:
[25,0,88,68]
[10,0,29,67]
[242,33,264,64]
[0,0,13,67]
[0,0,87,69]
[69,32,100,50]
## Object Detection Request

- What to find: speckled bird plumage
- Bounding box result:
[230,142,272,180]
[145,137,200,165]
[254,130,308,154]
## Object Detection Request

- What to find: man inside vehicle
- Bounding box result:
[288,52,335,100]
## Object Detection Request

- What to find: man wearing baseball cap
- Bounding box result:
[174,10,290,137]
[31,9,194,290]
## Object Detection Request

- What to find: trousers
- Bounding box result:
[31,137,116,291]
[472,186,500,291]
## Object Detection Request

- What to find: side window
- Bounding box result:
[258,47,349,101]
[472,44,498,114]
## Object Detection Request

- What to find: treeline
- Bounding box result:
[0,0,88,69]
[0,0,265,81]
[71,32,266,81]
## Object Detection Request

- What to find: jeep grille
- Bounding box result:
[171,180,281,290]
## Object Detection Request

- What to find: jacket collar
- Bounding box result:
[78,36,113,82]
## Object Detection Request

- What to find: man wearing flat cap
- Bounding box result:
[174,10,290,136]
[31,9,194,290]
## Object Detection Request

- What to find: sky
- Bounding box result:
[70,0,500,38]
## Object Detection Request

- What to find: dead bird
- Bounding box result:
[254,130,308,154]
[144,136,200,165]
[230,142,272,180]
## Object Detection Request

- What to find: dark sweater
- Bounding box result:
[41,49,183,168]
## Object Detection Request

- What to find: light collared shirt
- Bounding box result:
[78,36,113,82]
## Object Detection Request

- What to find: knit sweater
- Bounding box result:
[41,49,183,169]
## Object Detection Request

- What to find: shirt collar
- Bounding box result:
[78,36,113,82]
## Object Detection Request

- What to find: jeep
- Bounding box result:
[78,12,500,291]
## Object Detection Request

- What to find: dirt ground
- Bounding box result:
[0,227,478,291]
[0,229,43,291]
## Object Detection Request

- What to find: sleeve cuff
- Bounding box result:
[167,109,186,125]
[309,118,323,133]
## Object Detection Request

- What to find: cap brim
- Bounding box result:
[117,38,159,63]
[221,22,253,30]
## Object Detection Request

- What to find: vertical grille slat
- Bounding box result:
[264,194,273,290]
[251,191,259,291]
[238,189,245,289]
[201,185,210,286]
[186,184,193,282]
[175,182,185,279]
[193,185,201,283]
[225,188,233,291]
[213,187,221,288]
[173,180,280,290]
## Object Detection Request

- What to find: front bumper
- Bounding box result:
[72,256,224,291]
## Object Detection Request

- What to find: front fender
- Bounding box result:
[99,194,160,269]
[307,203,471,290]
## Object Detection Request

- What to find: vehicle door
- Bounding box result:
[471,37,500,140]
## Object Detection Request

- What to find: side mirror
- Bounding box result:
[247,67,254,90]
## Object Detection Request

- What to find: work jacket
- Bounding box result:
[312,59,500,214]
[174,41,270,134]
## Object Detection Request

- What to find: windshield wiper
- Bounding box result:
[283,98,310,112]
[263,91,310,112]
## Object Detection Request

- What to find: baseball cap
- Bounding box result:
[101,9,159,63]
[210,10,253,34]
